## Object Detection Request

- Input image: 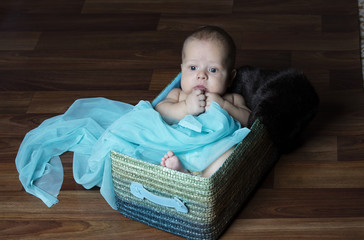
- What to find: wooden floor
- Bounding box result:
[1,0,364,239]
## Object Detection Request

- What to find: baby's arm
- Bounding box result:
[206,92,251,126]
[155,88,206,120]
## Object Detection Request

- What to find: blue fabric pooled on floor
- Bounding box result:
[15,98,134,209]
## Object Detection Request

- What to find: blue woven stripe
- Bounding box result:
[115,196,221,240]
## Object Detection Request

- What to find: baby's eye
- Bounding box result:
[209,68,217,73]
[190,66,197,71]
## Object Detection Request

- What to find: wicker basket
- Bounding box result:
[111,118,279,239]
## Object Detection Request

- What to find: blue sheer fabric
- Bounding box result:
[115,100,250,171]
[15,74,250,209]
[15,98,134,209]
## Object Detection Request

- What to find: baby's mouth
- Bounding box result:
[194,85,207,92]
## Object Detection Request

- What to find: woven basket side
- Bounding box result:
[116,196,219,240]
[111,119,280,237]
[194,119,279,229]
[111,152,217,223]
[111,152,213,201]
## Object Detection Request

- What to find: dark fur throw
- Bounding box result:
[230,66,319,153]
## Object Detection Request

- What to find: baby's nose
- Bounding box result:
[197,71,207,80]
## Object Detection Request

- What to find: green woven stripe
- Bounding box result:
[111,153,211,200]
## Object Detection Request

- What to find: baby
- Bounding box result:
[155,26,251,177]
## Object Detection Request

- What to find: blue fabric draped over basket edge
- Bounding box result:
[15,73,250,209]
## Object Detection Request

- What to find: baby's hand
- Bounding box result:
[205,92,225,110]
[185,89,206,115]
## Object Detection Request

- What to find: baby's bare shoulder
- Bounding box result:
[160,88,183,103]
[223,93,246,106]
[169,88,182,95]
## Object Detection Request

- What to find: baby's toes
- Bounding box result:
[166,150,175,158]
[161,155,168,166]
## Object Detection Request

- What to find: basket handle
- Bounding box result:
[130,182,188,213]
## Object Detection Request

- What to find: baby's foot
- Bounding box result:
[161,150,187,173]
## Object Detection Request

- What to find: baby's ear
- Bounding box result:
[231,69,237,80]
[229,69,237,84]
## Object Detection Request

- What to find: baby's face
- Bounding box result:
[181,39,231,95]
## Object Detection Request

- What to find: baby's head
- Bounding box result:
[182,26,236,72]
[181,26,237,95]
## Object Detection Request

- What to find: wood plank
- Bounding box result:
[322,14,360,32]
[82,0,233,14]
[311,111,364,137]
[158,13,321,32]
[223,218,364,240]
[308,90,364,136]
[0,138,24,162]
[239,32,359,51]
[0,14,160,31]
[35,31,187,51]
[317,90,364,114]
[280,135,337,162]
[0,50,181,70]
[274,160,364,188]
[0,191,122,221]
[233,0,358,15]
[0,92,33,114]
[292,50,361,71]
[338,134,364,161]
[150,69,180,91]
[27,90,160,113]
[236,50,291,69]
[1,219,178,240]
[0,0,85,14]
[0,70,152,91]
[299,69,331,92]
[0,32,40,51]
[0,163,22,191]
[240,188,364,219]
[329,69,363,90]
[0,113,56,138]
